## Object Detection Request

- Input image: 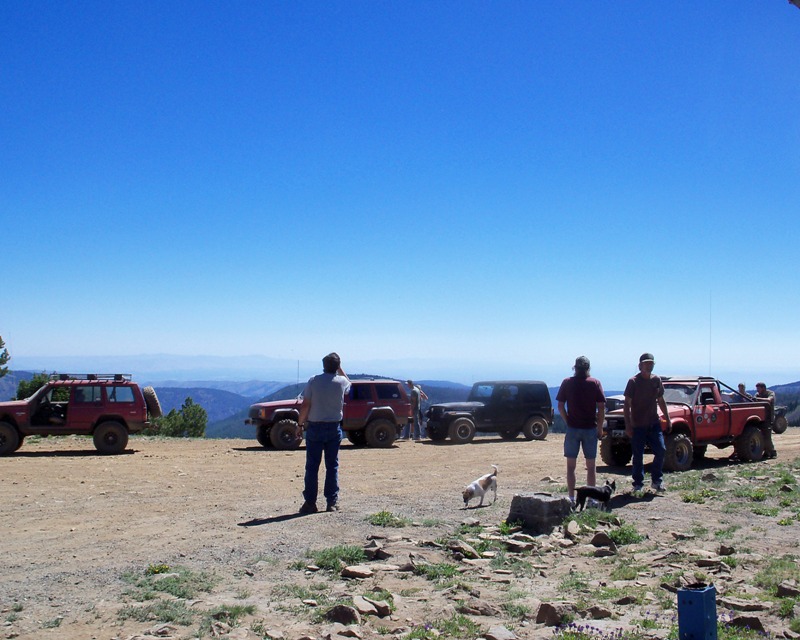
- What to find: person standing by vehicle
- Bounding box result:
[297,353,351,514]
[754,382,777,459]
[403,380,428,441]
[556,356,606,506]
[624,353,672,493]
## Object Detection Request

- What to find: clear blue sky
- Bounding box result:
[2,2,799,388]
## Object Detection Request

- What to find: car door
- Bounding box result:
[492,384,521,429]
[693,383,729,440]
[69,385,103,432]
[342,384,373,430]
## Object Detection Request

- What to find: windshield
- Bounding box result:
[663,383,698,405]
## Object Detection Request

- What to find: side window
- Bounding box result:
[521,385,548,405]
[375,384,401,400]
[471,385,494,399]
[351,385,373,401]
[74,386,102,403]
[495,385,518,402]
[107,386,135,403]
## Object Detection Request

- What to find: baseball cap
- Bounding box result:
[639,353,655,363]
[574,356,590,370]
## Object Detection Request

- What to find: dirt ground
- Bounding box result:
[2,431,800,640]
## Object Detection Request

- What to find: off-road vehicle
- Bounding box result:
[601,376,775,471]
[246,378,412,450]
[0,373,162,455]
[425,380,553,444]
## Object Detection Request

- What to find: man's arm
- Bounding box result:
[419,388,428,401]
[558,401,568,426]
[624,397,633,437]
[657,396,672,432]
[297,396,311,429]
[595,402,605,437]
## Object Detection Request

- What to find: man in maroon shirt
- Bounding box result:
[557,356,606,505]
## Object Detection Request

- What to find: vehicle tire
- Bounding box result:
[600,438,632,467]
[449,417,476,444]
[523,417,548,441]
[93,421,129,455]
[499,428,521,440]
[694,445,707,460]
[346,429,367,447]
[0,421,20,456]
[365,419,396,448]
[256,424,272,448]
[734,425,764,462]
[270,419,302,450]
[664,433,693,472]
[142,386,163,419]
[427,423,448,442]
[773,416,788,435]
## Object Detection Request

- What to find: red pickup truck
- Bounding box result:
[601,376,774,471]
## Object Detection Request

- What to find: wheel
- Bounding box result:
[270,419,302,450]
[694,445,707,460]
[346,429,367,447]
[499,428,521,440]
[365,419,396,448]
[142,386,163,419]
[773,415,788,435]
[427,422,448,442]
[600,438,632,467]
[0,421,21,456]
[734,425,764,462]
[93,421,129,455]
[256,424,272,448]
[523,417,548,441]
[449,417,476,444]
[664,433,693,472]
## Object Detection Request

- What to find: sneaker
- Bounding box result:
[326,503,339,512]
[632,484,644,493]
[651,481,666,492]
[299,501,318,514]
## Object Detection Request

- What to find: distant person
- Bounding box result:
[624,353,671,493]
[736,382,753,402]
[754,382,777,460]
[556,356,606,506]
[402,380,429,441]
[297,353,351,514]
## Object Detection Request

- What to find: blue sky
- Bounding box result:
[2,2,799,388]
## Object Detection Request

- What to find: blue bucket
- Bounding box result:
[678,582,717,640]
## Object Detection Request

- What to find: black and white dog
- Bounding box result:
[575,479,616,512]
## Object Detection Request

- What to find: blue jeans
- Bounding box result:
[401,409,425,439]
[564,426,599,459]
[631,422,666,487]
[303,422,342,505]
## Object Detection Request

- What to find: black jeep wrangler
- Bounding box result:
[425,380,553,444]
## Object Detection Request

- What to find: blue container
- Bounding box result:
[678,583,717,640]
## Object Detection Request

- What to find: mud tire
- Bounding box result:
[271,419,302,450]
[449,417,476,444]
[523,417,548,441]
[346,429,367,447]
[664,433,693,472]
[0,421,20,456]
[93,421,129,455]
[734,425,764,462]
[600,438,632,467]
[773,415,788,435]
[256,424,272,448]
[142,386,163,419]
[365,419,396,448]
[499,428,521,440]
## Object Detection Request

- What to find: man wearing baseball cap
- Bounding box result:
[624,353,671,493]
[556,356,606,505]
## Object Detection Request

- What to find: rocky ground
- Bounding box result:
[2,431,800,640]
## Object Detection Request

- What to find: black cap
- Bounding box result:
[574,356,590,370]
[639,353,655,364]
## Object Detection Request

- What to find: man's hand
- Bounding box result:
[625,424,633,438]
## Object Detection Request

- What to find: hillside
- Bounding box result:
[154,387,258,424]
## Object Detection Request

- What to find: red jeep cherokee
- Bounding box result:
[247,378,412,450]
[0,373,162,455]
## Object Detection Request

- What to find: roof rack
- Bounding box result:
[49,373,132,382]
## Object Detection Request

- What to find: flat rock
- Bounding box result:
[485,624,518,640]
[341,565,374,579]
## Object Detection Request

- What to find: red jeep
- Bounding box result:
[0,374,162,455]
[602,376,774,471]
[246,378,412,450]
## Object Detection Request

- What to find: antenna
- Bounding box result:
[708,290,712,376]
[297,359,300,386]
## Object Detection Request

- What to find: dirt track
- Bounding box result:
[2,431,800,639]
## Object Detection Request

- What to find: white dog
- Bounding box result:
[463,465,498,508]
